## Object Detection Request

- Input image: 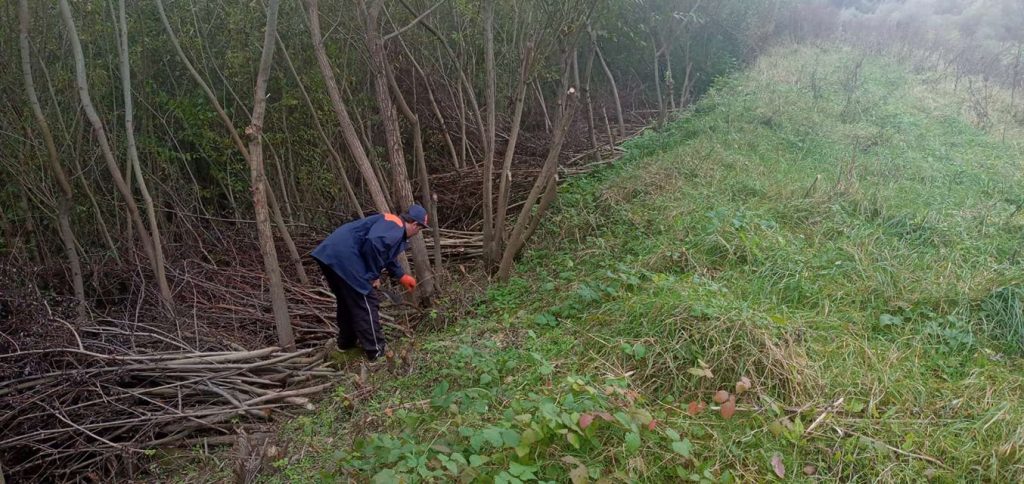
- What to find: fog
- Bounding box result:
[838,0,1024,43]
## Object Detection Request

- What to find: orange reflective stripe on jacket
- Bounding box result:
[383,213,404,227]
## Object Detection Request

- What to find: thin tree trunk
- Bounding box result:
[59,0,170,307]
[494,43,535,259]
[497,52,578,281]
[591,31,625,139]
[266,180,308,285]
[602,107,615,149]
[275,34,361,216]
[534,80,552,133]
[19,0,86,317]
[384,61,443,275]
[304,0,390,213]
[521,172,558,245]
[428,78,460,170]
[680,61,693,108]
[245,0,294,351]
[457,80,467,167]
[271,148,294,220]
[665,44,675,111]
[346,90,394,209]
[582,47,600,163]
[480,0,497,269]
[115,0,173,311]
[361,0,433,300]
[652,35,666,128]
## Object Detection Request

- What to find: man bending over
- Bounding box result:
[312,204,428,361]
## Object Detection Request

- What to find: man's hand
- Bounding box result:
[399,274,417,291]
[372,279,381,289]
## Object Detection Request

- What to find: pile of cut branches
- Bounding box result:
[0,261,372,481]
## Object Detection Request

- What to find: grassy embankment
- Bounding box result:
[267,44,1024,482]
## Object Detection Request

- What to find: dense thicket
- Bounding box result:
[0,0,781,324]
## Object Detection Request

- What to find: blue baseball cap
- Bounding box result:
[404,204,429,228]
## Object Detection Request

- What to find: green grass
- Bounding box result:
[267,44,1024,483]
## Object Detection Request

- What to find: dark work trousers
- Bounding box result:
[316,261,386,360]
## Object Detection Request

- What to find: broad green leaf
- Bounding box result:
[469,454,489,467]
[371,469,399,484]
[671,439,693,457]
[509,462,538,479]
[520,428,540,446]
[879,313,903,327]
[624,432,641,454]
[482,428,504,447]
[566,432,581,449]
[501,429,521,447]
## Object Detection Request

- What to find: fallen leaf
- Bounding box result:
[713,390,730,404]
[720,397,736,420]
[597,411,614,421]
[686,367,714,378]
[771,453,785,478]
[735,377,752,395]
[560,456,582,466]
[580,413,595,430]
[802,464,817,476]
[687,401,704,416]
[569,464,589,484]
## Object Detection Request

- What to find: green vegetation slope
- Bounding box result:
[271,44,1024,483]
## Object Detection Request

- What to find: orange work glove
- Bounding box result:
[399,274,417,291]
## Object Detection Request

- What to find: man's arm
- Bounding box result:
[360,220,405,282]
[384,249,406,280]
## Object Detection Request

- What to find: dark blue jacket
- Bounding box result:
[311,214,408,295]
